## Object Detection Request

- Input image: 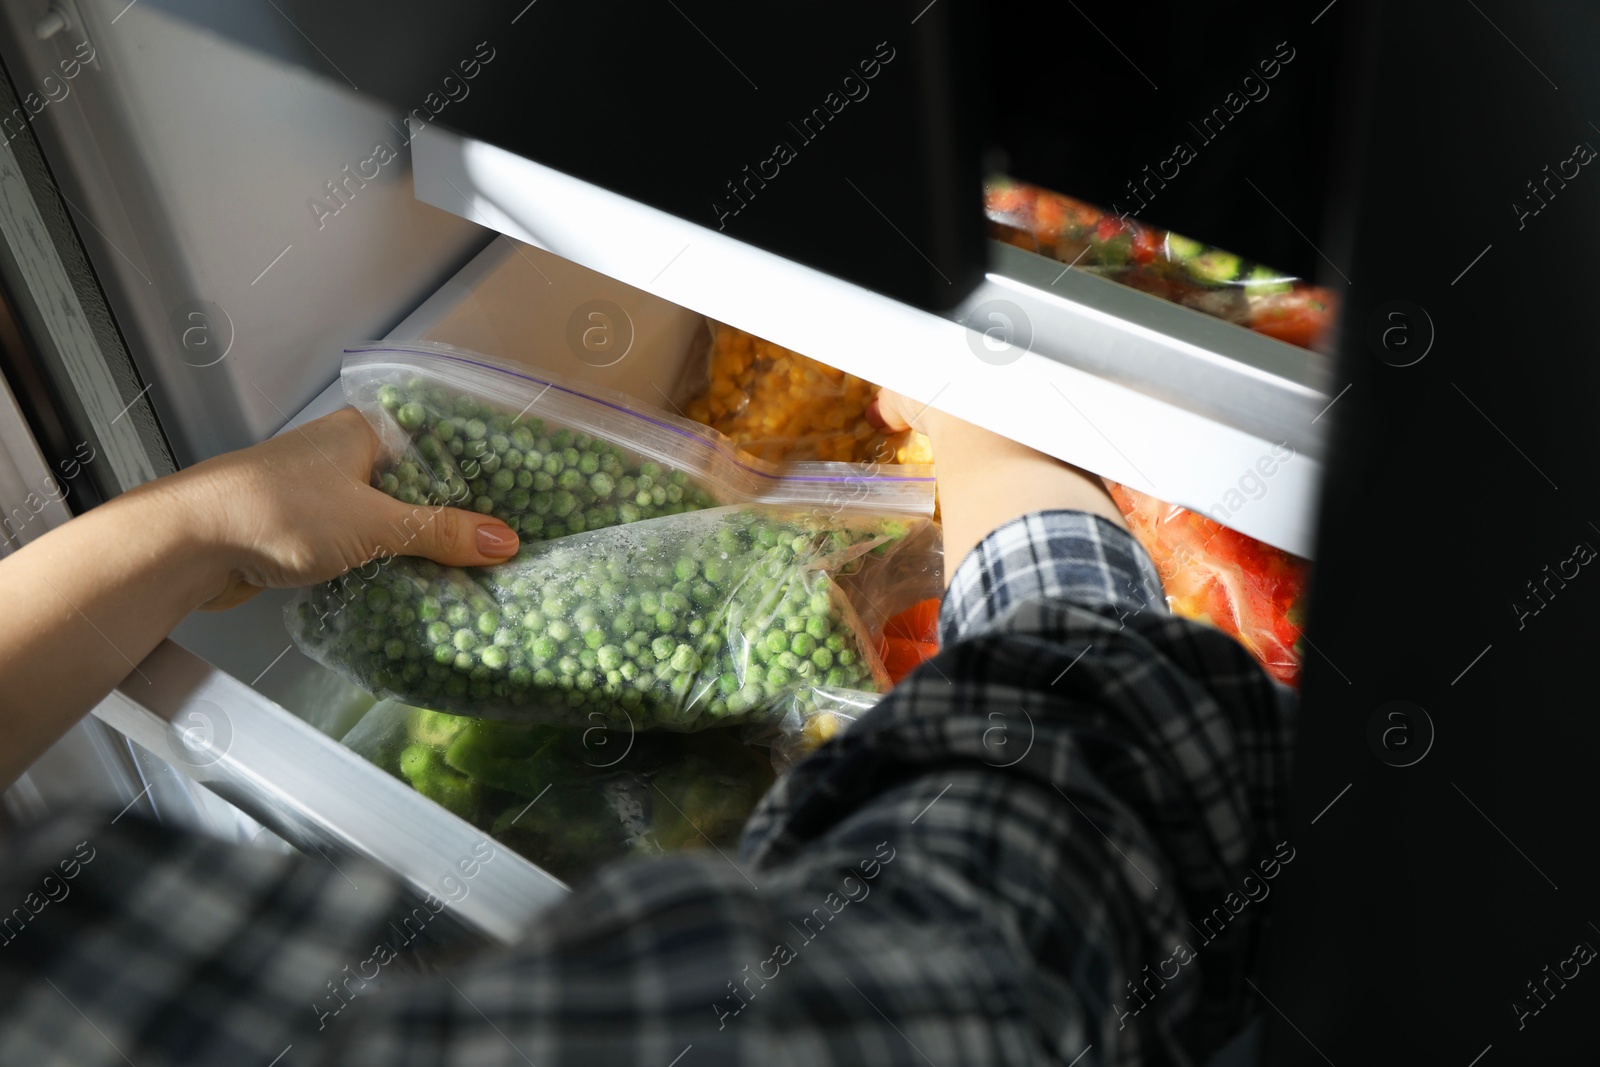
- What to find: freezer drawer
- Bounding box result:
[108,218,1317,946]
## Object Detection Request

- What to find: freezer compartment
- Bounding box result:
[138,222,1322,940]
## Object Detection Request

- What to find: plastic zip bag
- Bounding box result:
[291,505,925,729]
[342,701,774,885]
[744,685,879,776]
[342,342,935,538]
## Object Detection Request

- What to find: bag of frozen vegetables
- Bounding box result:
[285,343,935,728]
[292,503,918,727]
[342,700,775,885]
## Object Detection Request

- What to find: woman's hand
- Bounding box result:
[0,407,518,789]
[141,408,519,609]
[868,388,1126,582]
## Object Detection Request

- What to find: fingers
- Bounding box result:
[869,389,918,434]
[378,495,519,567]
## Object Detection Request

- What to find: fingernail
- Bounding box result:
[476,525,518,557]
[865,396,886,429]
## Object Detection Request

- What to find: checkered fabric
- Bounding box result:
[0,510,1295,1066]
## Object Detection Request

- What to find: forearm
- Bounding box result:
[919,420,1127,582]
[0,477,226,788]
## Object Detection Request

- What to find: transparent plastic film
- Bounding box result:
[341,342,935,532]
[290,506,924,730]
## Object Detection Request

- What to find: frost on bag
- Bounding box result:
[291,505,924,730]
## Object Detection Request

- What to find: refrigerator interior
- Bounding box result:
[0,4,1319,1050]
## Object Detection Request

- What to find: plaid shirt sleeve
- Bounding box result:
[0,510,1295,1067]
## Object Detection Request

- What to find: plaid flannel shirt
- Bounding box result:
[0,510,1295,1067]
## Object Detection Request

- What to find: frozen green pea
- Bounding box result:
[452,629,478,652]
[776,651,800,671]
[425,620,450,644]
[433,644,455,665]
[490,469,515,493]
[764,630,789,654]
[396,402,427,430]
[552,491,577,517]
[489,433,510,455]
[481,646,509,670]
[790,633,817,656]
[590,472,614,497]
[583,628,606,650]
[825,633,845,652]
[838,649,857,667]
[596,645,623,670]
[805,616,830,640]
[464,418,487,439]
[377,384,404,410]
[546,618,572,642]
[811,647,834,669]
[454,651,476,672]
[557,655,580,676]
[578,452,599,475]
[578,648,598,669]
[784,615,806,634]
[534,667,556,686]
[671,645,701,673]
[652,636,676,661]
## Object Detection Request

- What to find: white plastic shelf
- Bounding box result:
[412,126,1329,558]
